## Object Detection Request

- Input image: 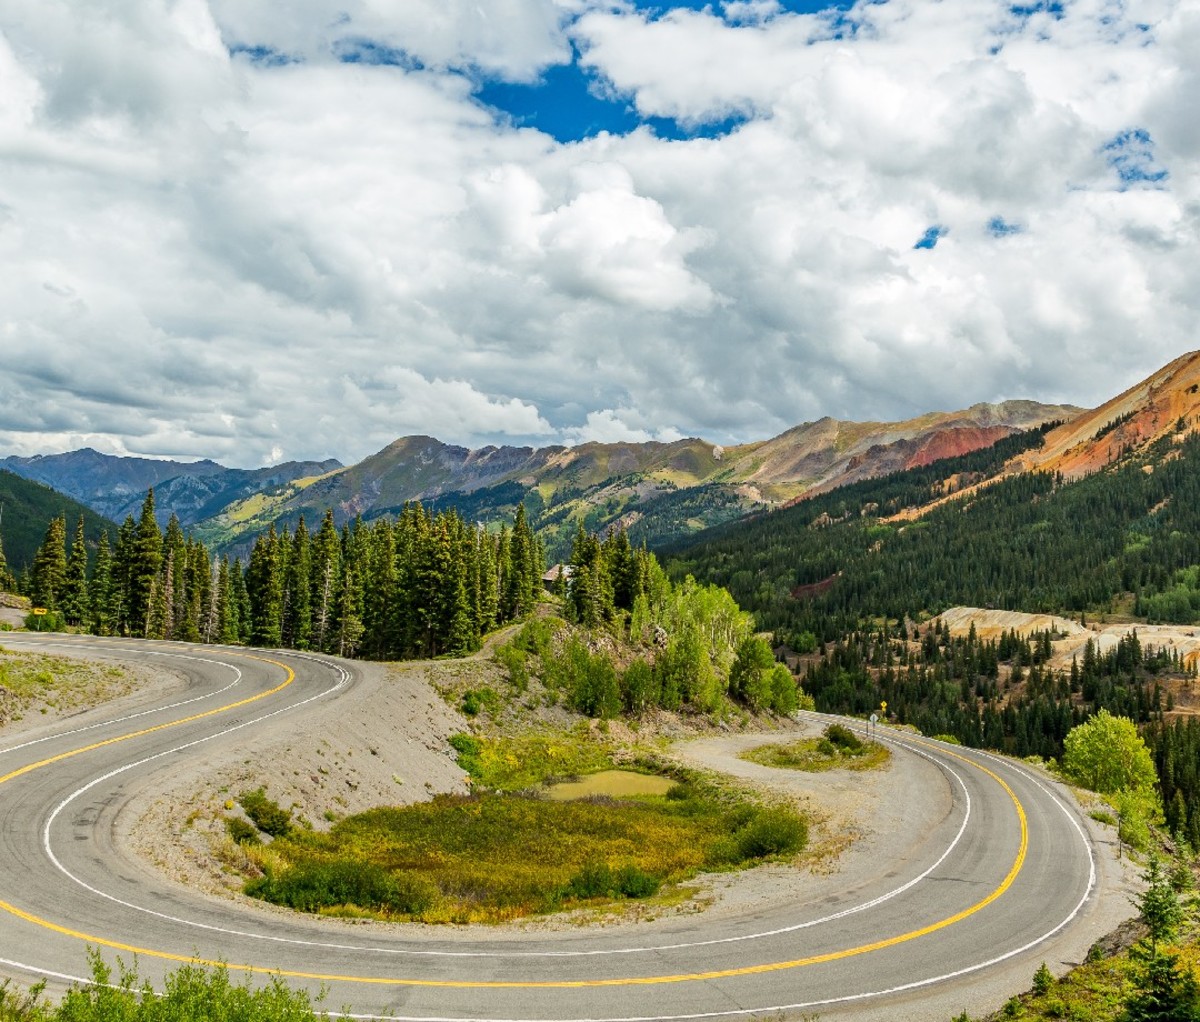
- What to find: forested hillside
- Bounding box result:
[0,470,114,577]
[665,426,1200,646]
[9,485,803,721]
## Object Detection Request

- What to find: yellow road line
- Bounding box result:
[0,648,295,787]
[1,691,1030,989]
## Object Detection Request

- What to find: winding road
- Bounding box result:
[0,635,1124,1021]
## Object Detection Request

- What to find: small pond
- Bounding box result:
[544,770,676,801]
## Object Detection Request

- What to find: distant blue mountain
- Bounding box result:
[0,449,342,527]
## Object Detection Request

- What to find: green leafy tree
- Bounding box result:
[1062,710,1158,796]
[730,635,777,710]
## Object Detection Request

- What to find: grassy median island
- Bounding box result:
[742,723,891,773]
[0,647,132,723]
[235,733,808,924]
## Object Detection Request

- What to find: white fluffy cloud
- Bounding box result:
[1,0,1198,467]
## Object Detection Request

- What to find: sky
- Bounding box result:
[0,0,1197,468]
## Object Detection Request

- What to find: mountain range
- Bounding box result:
[0,450,342,529]
[0,399,1078,563]
[6,351,1200,571]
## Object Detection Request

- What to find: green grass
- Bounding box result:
[448,729,614,791]
[243,779,807,924]
[741,735,891,773]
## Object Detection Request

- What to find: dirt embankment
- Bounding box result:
[936,606,1200,669]
[126,658,476,896]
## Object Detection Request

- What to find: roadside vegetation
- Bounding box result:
[230,745,807,924]
[0,647,131,723]
[0,954,341,1022]
[951,854,1200,1022]
[742,723,890,773]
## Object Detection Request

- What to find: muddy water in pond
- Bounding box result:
[544,770,675,801]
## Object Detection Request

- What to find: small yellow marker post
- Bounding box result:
[31,607,47,631]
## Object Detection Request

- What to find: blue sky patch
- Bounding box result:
[228,43,299,67]
[987,216,1022,237]
[477,1,861,143]
[630,0,857,14]
[334,38,424,69]
[1103,128,1169,188]
[914,226,948,250]
[1009,2,1065,19]
[477,61,749,143]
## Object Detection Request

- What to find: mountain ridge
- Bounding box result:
[188,400,1079,556]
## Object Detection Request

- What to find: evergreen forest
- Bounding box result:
[665,428,1200,644]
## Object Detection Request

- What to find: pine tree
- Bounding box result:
[311,511,340,653]
[60,516,90,625]
[30,514,68,610]
[247,525,284,647]
[161,514,187,639]
[0,526,15,592]
[1123,856,1200,1021]
[281,517,312,650]
[89,531,116,635]
[128,490,163,635]
[335,566,364,658]
[504,504,538,620]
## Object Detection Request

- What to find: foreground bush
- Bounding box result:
[0,954,335,1022]
[246,859,437,916]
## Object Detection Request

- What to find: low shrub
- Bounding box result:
[494,645,529,691]
[23,610,64,632]
[247,859,438,916]
[565,861,662,900]
[34,954,333,1021]
[460,686,501,717]
[734,806,807,858]
[0,978,49,1021]
[238,788,292,838]
[823,723,863,753]
[225,816,261,845]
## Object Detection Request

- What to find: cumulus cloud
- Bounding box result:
[564,408,685,445]
[1,0,1198,468]
[209,0,575,79]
